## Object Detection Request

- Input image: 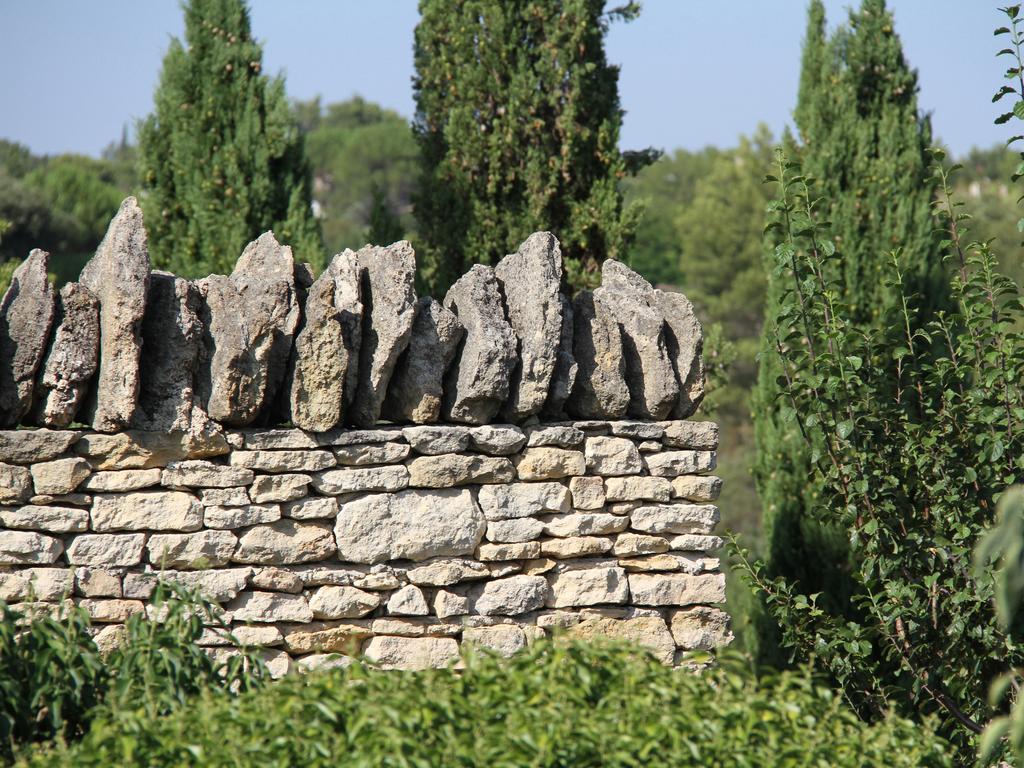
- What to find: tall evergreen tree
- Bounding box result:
[412,0,656,293]
[753,0,947,657]
[139,0,323,276]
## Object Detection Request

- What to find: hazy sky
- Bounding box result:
[0,1,1008,159]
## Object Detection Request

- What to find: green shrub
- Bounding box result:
[28,641,950,768]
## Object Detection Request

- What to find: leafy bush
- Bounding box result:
[26,641,950,768]
[0,583,264,762]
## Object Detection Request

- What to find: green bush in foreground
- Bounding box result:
[28,642,950,768]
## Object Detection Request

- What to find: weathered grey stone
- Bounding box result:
[74,430,229,470]
[594,261,678,420]
[568,476,605,510]
[235,429,319,450]
[476,541,541,561]
[494,232,563,421]
[540,536,612,559]
[542,293,578,419]
[199,487,250,506]
[315,428,405,447]
[567,290,629,419]
[0,531,63,564]
[230,624,284,647]
[526,425,584,448]
[335,488,485,564]
[473,574,547,616]
[124,568,251,603]
[195,232,300,426]
[248,473,311,503]
[442,265,516,424]
[311,465,409,495]
[78,199,150,431]
[349,242,417,427]
[294,653,353,672]
[204,504,281,529]
[387,584,429,616]
[29,493,91,507]
[91,491,202,532]
[402,425,470,455]
[644,450,716,477]
[463,625,528,657]
[283,496,338,520]
[564,615,675,665]
[382,297,462,424]
[333,442,410,466]
[654,290,704,419]
[433,589,470,618]
[135,271,212,436]
[670,606,733,650]
[0,504,88,533]
[33,282,98,428]
[671,475,722,502]
[66,533,144,566]
[228,591,313,623]
[233,520,336,565]
[80,599,143,623]
[146,531,239,569]
[638,440,661,452]
[251,566,303,593]
[477,482,570,521]
[0,429,78,464]
[30,457,90,496]
[288,250,363,432]
[486,517,544,543]
[161,460,254,488]
[541,513,627,538]
[612,533,670,557]
[0,250,56,426]
[363,636,459,670]
[0,462,31,504]
[631,504,719,535]
[405,558,490,587]
[514,447,585,480]
[628,573,726,606]
[407,454,514,488]
[584,436,642,476]
[229,449,335,473]
[469,425,526,455]
[546,566,628,608]
[604,476,672,502]
[609,421,665,439]
[667,534,724,551]
[309,585,381,619]
[660,421,718,450]
[0,567,73,601]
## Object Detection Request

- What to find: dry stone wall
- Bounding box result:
[0,197,728,673]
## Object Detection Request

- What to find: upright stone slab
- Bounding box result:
[541,292,578,420]
[494,232,564,422]
[196,232,300,427]
[33,282,99,428]
[443,265,516,425]
[653,290,704,418]
[595,260,678,420]
[78,197,150,432]
[568,290,628,419]
[382,297,463,424]
[0,249,56,426]
[349,242,417,427]
[288,251,363,432]
[135,272,212,436]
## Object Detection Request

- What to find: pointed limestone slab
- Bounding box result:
[196,232,300,427]
[33,282,99,428]
[349,241,417,428]
[594,260,679,420]
[542,292,577,420]
[0,249,56,426]
[288,250,363,432]
[653,290,705,418]
[494,232,564,422]
[567,290,628,419]
[443,264,517,425]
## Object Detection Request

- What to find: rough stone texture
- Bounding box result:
[407,454,514,488]
[333,442,410,466]
[387,584,429,616]
[78,199,151,432]
[80,469,158,494]
[230,450,335,473]
[288,250,363,432]
[514,447,585,480]
[477,482,570,520]
[547,566,628,608]
[30,457,90,495]
[442,265,516,424]
[670,606,733,650]
[146,531,238,569]
[671,475,722,502]
[527,425,585,448]
[335,489,485,564]
[249,473,311,503]
[364,636,459,670]
[564,615,676,665]
[473,575,547,616]
[631,504,720,535]
[233,521,336,565]
[541,513,626,538]
[204,503,280,529]
[196,232,300,426]
[0,250,56,426]
[200,487,250,506]
[644,450,716,477]
[0,505,88,533]
[584,436,642,476]
[594,261,678,420]
[654,290,704,419]
[33,282,99,428]
[604,476,672,502]
[406,558,489,587]
[311,466,408,495]
[568,290,629,419]
[494,232,564,421]
[283,497,338,521]
[402,425,470,455]
[568,476,605,510]
[434,590,470,618]
[0,462,32,503]
[66,534,145,566]
[0,429,79,464]
[74,430,229,471]
[661,421,719,450]
[383,297,463,424]
[251,566,302,593]
[309,586,381,619]
[350,242,417,427]
[229,591,313,623]
[542,293,578,420]
[0,531,63,564]
[162,460,254,488]
[463,625,528,657]
[539,536,612,559]
[469,425,526,455]
[628,573,726,606]
[614,533,671,557]
[0,568,73,601]
[91,491,203,532]
[486,517,544,543]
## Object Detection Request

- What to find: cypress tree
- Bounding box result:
[412,0,656,293]
[139,0,323,276]
[753,0,947,656]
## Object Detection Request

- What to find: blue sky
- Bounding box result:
[0,1,1007,158]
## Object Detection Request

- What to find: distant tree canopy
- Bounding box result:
[412,0,656,293]
[139,0,323,276]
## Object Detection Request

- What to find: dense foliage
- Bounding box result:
[412,0,656,292]
[138,0,323,275]
[0,584,264,763]
[24,641,950,768]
